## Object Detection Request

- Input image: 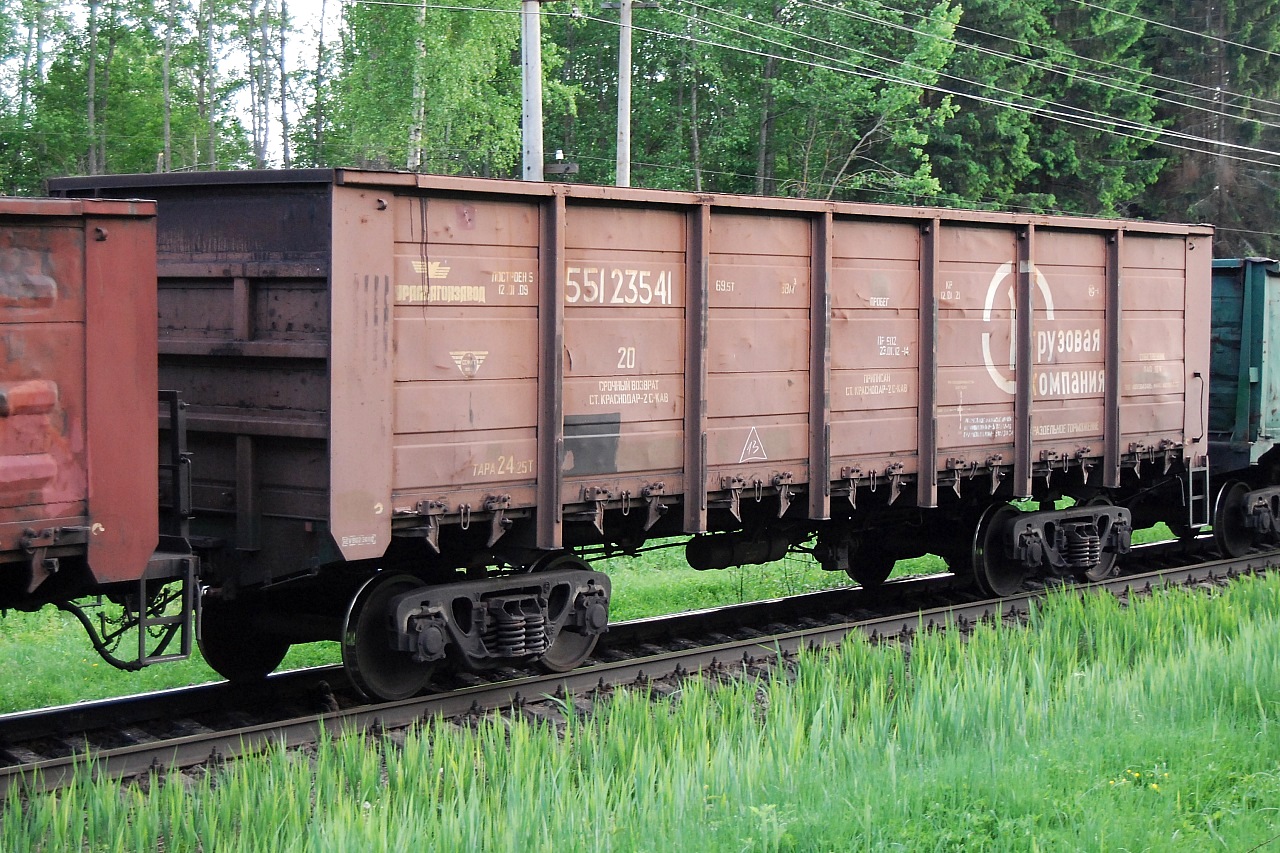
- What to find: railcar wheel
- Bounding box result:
[342,573,435,702]
[531,552,603,674]
[1213,480,1256,558]
[971,503,1025,597]
[848,549,896,590]
[539,629,600,673]
[1079,495,1119,582]
[198,598,290,683]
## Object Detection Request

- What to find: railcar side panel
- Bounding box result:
[388,194,541,524]
[934,224,1020,478]
[706,213,811,495]
[48,171,1212,586]
[1119,236,1193,474]
[1020,229,1107,479]
[1207,258,1280,473]
[0,199,157,600]
[561,204,687,504]
[829,219,921,496]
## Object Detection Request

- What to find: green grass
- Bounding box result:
[0,521,1162,714]
[0,543,936,713]
[5,572,1278,850]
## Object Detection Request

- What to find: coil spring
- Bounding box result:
[496,616,527,656]
[524,612,548,656]
[1063,525,1101,569]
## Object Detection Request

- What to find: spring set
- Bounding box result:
[1063,525,1102,569]
[484,599,549,656]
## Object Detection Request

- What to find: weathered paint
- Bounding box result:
[0,198,158,594]
[1209,257,1280,469]
[48,170,1212,577]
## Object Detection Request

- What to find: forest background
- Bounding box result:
[1,0,1278,257]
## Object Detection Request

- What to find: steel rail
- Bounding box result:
[2,544,1273,799]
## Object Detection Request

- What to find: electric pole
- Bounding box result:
[521,0,544,181]
[616,0,632,187]
[607,0,657,187]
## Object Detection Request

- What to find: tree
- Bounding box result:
[1139,0,1280,256]
[925,0,1164,215]
[323,0,525,176]
[546,0,958,200]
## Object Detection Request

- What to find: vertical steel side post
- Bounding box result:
[684,203,710,533]
[1014,226,1035,498]
[809,211,832,520]
[537,192,566,548]
[917,219,939,508]
[1104,230,1123,488]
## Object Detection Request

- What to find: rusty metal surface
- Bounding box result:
[48,170,1213,577]
[0,198,157,597]
[327,185,395,560]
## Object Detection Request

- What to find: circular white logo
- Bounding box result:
[981,261,1054,395]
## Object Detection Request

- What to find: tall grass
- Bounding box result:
[0,540,920,713]
[5,573,1278,850]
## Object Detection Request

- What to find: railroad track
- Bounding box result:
[2,536,1274,799]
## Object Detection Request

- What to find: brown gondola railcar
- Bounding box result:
[52,170,1212,699]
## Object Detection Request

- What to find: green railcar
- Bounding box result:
[1210,258,1280,472]
[1208,258,1280,556]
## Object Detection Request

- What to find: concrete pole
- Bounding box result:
[521,0,544,181]
[616,0,632,187]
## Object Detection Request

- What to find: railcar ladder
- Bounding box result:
[133,552,198,665]
[1187,461,1211,530]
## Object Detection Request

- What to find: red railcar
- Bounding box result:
[51,170,1212,698]
[0,197,194,667]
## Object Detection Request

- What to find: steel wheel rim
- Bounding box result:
[342,573,434,702]
[1213,480,1255,558]
[538,629,600,673]
[530,551,603,673]
[972,503,1025,597]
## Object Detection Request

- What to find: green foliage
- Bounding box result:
[5,574,1279,849]
[926,0,1166,215]
[546,0,959,200]
[1140,0,1280,255]
[322,0,523,175]
[0,0,1277,252]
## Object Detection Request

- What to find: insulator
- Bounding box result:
[1063,524,1101,569]
[524,611,548,655]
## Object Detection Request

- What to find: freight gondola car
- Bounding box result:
[1205,258,1280,555]
[48,170,1212,700]
[0,197,195,668]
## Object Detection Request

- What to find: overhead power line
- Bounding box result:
[656,2,1280,167]
[345,0,1280,173]
[1067,0,1280,60]
[800,0,1280,125]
